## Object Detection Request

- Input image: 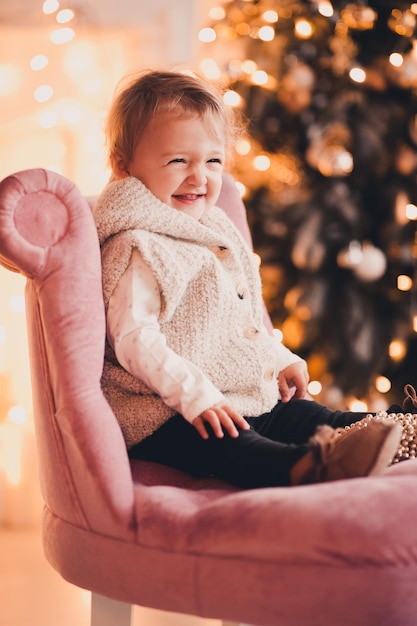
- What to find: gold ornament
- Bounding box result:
[340,3,378,30]
[388,8,417,37]
[306,122,354,177]
[327,33,358,75]
[317,145,354,177]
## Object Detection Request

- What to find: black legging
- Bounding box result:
[129,399,401,488]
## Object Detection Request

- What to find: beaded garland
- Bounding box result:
[344,411,417,464]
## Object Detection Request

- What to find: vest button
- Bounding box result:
[209,245,230,259]
[237,283,248,299]
[216,245,230,259]
[244,327,259,339]
[264,367,275,381]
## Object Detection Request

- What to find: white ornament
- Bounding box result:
[353,242,387,282]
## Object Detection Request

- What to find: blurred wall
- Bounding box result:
[0,0,218,526]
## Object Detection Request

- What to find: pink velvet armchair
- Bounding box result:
[1,168,417,626]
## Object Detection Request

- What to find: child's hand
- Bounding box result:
[192,403,250,439]
[278,361,309,402]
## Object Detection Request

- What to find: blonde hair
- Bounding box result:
[105,69,241,178]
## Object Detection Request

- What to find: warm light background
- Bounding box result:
[0,0,218,527]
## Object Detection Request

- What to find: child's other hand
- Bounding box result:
[192,403,250,440]
[278,361,309,403]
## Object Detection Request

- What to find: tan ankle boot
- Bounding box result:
[291,419,402,485]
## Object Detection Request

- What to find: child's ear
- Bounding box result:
[111,149,129,178]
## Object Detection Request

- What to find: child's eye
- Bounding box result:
[169,158,185,164]
[208,158,223,164]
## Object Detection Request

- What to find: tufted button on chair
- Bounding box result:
[1,168,417,626]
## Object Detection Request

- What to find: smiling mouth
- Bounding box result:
[173,193,205,201]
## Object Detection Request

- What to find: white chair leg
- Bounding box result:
[91,592,133,626]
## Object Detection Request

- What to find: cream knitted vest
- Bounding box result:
[93,177,278,447]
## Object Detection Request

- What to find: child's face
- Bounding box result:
[127,110,226,220]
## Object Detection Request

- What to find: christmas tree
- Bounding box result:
[199,0,417,410]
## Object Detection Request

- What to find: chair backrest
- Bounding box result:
[0,169,136,538]
[0,168,256,537]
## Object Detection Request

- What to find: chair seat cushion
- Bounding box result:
[44,458,417,626]
[131,459,417,567]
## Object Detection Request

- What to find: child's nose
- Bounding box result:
[187,165,207,186]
